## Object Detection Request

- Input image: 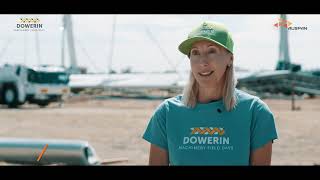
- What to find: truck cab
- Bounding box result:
[0,64,70,108]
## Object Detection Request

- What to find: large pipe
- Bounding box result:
[0,138,100,165]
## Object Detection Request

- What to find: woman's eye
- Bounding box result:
[191,50,200,55]
[208,49,217,54]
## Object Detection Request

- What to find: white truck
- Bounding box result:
[0,64,70,108]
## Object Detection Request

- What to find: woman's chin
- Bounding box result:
[197,81,218,88]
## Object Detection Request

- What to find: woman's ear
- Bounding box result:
[229,54,234,65]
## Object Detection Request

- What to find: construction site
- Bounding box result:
[0,14,319,165]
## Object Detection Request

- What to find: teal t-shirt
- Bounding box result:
[142,89,278,165]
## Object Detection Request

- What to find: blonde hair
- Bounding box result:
[182,63,238,112]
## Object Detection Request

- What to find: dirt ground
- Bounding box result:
[0,96,319,165]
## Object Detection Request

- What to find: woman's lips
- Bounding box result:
[198,71,214,76]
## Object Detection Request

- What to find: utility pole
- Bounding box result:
[107,15,117,74]
[63,14,80,73]
[24,31,27,65]
[291,82,295,111]
[35,30,41,66]
[61,15,65,68]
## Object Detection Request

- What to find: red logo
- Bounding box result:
[274,18,292,28]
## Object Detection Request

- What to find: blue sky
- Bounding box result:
[0,14,319,73]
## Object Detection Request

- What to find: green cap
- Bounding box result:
[178,21,234,55]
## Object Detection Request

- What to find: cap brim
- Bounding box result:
[178,36,231,55]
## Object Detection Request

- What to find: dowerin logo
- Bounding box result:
[14,18,44,31]
[178,127,233,151]
[274,18,307,31]
[184,127,229,145]
[20,18,40,23]
[191,127,225,135]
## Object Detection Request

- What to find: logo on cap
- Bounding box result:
[200,23,215,35]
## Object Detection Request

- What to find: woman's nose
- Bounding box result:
[199,56,209,66]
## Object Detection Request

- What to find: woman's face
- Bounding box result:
[189,40,233,88]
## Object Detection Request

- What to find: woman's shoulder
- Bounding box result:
[163,94,184,106]
[156,94,184,110]
[235,89,259,101]
[235,88,264,103]
[235,89,271,111]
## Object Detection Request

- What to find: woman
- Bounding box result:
[142,21,278,165]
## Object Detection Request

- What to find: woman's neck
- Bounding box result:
[197,86,223,104]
